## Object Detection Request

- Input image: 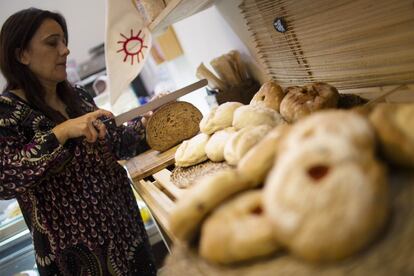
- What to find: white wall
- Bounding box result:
[165,3,260,115]
[0,0,106,89]
[0,0,261,114]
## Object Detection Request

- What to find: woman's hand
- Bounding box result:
[52,109,114,145]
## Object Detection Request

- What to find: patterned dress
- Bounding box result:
[0,87,157,275]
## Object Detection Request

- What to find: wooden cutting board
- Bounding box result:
[124,145,178,181]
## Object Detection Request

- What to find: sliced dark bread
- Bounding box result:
[146,101,202,152]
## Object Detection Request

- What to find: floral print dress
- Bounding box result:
[0,87,156,275]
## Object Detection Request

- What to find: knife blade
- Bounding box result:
[102,79,208,128]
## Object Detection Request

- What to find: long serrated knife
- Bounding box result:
[102,79,207,128]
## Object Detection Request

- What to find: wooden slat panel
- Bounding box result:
[152,169,184,200]
[340,84,414,103]
[240,0,414,90]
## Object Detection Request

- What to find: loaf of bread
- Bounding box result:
[146,101,202,152]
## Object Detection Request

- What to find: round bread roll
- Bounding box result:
[263,137,389,262]
[200,102,243,134]
[369,103,414,167]
[280,82,339,123]
[199,190,280,264]
[224,125,272,166]
[146,101,202,152]
[174,133,210,167]
[237,124,290,186]
[232,104,285,130]
[205,127,236,162]
[169,169,250,242]
[281,110,376,153]
[250,81,285,111]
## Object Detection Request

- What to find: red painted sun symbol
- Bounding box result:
[117,29,148,65]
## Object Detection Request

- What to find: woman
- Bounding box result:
[0,8,157,275]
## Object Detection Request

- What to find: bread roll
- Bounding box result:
[174,133,210,167]
[280,110,376,154]
[369,103,414,167]
[250,81,285,111]
[263,137,389,262]
[280,82,339,123]
[237,124,290,186]
[232,104,285,130]
[199,190,280,264]
[200,102,243,134]
[205,127,236,162]
[224,125,272,165]
[170,169,249,242]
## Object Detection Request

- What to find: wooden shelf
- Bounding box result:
[149,0,214,34]
[132,168,183,242]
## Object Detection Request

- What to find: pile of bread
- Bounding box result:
[169,80,414,265]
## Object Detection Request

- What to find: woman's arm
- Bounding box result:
[76,86,150,160]
[0,127,71,200]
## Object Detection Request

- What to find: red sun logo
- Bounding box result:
[117,29,148,65]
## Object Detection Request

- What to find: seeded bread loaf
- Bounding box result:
[146,101,202,152]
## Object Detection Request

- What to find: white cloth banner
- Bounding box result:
[105,0,152,105]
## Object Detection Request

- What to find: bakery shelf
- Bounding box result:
[149,0,215,34]
[132,168,182,244]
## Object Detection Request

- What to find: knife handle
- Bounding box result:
[100,116,117,130]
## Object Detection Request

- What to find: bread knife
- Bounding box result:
[102,79,207,128]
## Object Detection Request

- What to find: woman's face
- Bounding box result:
[19,18,70,86]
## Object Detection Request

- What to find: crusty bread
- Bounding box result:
[146,101,202,152]
[280,82,339,123]
[250,81,285,111]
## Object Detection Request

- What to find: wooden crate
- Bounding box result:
[132,168,182,243]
